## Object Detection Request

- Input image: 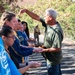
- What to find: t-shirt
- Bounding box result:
[40,18,63,65]
[7,53,21,75]
[0,48,11,75]
[16,31,28,46]
[0,37,11,75]
[0,37,21,75]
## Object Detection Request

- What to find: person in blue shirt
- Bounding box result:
[16,19,29,46]
[21,21,36,44]
[0,25,42,75]
[21,21,30,39]
[0,12,43,75]
[0,25,21,75]
[0,11,43,65]
[15,19,31,66]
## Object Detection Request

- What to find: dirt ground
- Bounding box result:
[25,34,75,75]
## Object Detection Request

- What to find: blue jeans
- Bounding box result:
[47,64,62,75]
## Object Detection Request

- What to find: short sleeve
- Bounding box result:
[40,18,46,27]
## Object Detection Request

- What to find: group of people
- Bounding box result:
[0,8,63,75]
[0,11,42,75]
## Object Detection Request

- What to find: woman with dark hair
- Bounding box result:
[0,11,42,74]
[21,21,29,38]
[0,25,42,75]
[21,21,36,44]
[0,25,21,75]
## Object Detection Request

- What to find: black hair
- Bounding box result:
[18,19,21,22]
[0,25,12,37]
[21,21,27,26]
[21,21,30,38]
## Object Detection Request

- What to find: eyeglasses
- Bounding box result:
[7,35,15,40]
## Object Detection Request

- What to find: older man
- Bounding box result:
[20,8,63,75]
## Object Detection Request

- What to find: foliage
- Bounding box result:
[0,0,75,40]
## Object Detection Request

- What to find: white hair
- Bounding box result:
[46,8,58,19]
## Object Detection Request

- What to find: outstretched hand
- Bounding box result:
[29,61,42,68]
[33,47,43,53]
[20,9,27,14]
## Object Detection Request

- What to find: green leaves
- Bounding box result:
[0,0,75,40]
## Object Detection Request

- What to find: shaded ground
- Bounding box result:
[25,53,48,75]
[25,34,75,75]
[61,39,75,75]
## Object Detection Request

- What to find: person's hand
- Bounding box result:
[20,9,27,14]
[28,61,42,68]
[33,47,43,53]
[30,38,36,42]
[28,43,35,47]
[42,49,49,52]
